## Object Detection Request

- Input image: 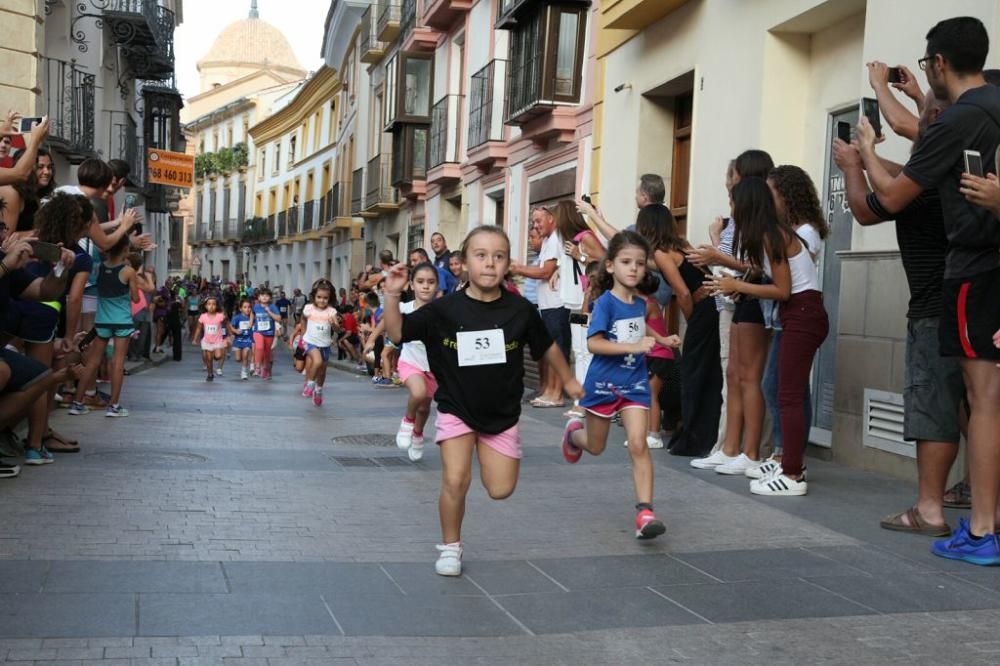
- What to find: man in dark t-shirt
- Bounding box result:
[835,87,964,539]
[854,17,1000,563]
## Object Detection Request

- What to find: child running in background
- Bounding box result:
[228,298,255,380]
[252,288,281,379]
[636,275,681,450]
[295,280,339,406]
[562,230,668,540]
[394,262,439,461]
[383,226,582,577]
[191,296,227,381]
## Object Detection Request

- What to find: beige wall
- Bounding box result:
[0,0,43,115]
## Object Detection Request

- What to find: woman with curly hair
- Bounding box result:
[11,192,94,460]
[747,165,829,481]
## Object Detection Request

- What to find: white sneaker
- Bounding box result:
[241,369,249,381]
[435,542,462,576]
[745,457,779,479]
[690,450,737,470]
[396,419,414,450]
[750,472,807,496]
[408,435,424,461]
[646,434,664,450]
[716,453,757,475]
[215,368,223,377]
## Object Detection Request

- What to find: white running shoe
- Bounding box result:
[716,453,757,475]
[396,419,414,450]
[215,368,223,377]
[750,472,808,496]
[241,369,249,381]
[690,450,737,470]
[435,542,462,576]
[408,435,424,461]
[646,434,664,450]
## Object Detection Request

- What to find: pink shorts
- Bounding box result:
[201,341,226,352]
[585,397,648,418]
[434,412,522,460]
[397,361,438,396]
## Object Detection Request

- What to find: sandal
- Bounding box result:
[42,430,79,453]
[879,506,951,537]
[531,398,565,408]
[943,479,972,509]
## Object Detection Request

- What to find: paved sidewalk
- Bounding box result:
[1,345,999,664]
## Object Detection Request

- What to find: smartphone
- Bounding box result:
[837,121,851,143]
[28,240,61,263]
[18,116,44,133]
[581,194,592,204]
[861,97,883,138]
[124,193,137,210]
[964,149,984,178]
[78,327,99,352]
[888,67,902,84]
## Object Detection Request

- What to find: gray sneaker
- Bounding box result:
[105,404,130,418]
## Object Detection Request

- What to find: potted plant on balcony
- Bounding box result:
[195,153,211,183]
[216,147,235,176]
[233,142,249,174]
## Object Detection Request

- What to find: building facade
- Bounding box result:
[593,0,1000,481]
[1,0,185,278]
[320,0,595,278]
[182,3,307,280]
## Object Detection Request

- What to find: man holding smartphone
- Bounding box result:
[853,17,1000,566]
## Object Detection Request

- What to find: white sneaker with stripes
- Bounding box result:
[750,472,807,496]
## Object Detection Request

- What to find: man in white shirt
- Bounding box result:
[511,206,568,407]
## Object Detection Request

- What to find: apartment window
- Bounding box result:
[391,125,428,186]
[288,136,297,168]
[273,143,281,174]
[384,52,433,129]
[407,222,424,254]
[506,5,587,124]
[227,125,234,147]
[258,149,265,179]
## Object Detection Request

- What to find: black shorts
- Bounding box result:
[0,348,50,393]
[647,356,676,381]
[344,334,360,346]
[540,306,571,359]
[732,297,765,325]
[940,266,1000,360]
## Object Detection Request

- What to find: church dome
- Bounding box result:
[197,18,304,74]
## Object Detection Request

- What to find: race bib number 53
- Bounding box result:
[457,329,506,367]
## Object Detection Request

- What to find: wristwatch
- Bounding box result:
[579,252,589,264]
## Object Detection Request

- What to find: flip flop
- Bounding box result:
[42,430,80,453]
[879,506,951,537]
[531,398,565,408]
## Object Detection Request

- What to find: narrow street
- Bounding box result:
[0,350,998,664]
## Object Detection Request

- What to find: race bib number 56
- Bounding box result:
[457,329,506,367]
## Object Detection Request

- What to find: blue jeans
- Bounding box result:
[762,328,813,454]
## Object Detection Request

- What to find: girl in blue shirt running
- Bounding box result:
[561,230,668,540]
[228,299,255,380]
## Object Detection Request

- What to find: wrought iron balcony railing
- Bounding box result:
[360,5,386,64]
[377,0,401,43]
[429,94,462,168]
[42,57,96,160]
[352,168,365,216]
[468,59,506,148]
[365,155,397,210]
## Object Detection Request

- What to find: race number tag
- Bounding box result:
[457,329,506,367]
[612,316,644,344]
[205,324,219,335]
[314,323,330,335]
[257,319,271,331]
[239,321,251,331]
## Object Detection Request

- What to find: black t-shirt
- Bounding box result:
[400,289,554,434]
[0,251,38,311]
[867,190,947,319]
[90,197,110,224]
[903,84,1000,279]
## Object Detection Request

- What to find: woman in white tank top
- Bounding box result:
[708,175,829,497]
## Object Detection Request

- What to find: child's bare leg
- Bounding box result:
[569,412,612,456]
[439,435,476,543]
[648,375,663,435]
[622,408,654,505]
[477,441,520,500]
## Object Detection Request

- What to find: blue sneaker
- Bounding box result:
[374,377,396,388]
[24,447,54,465]
[932,518,1000,566]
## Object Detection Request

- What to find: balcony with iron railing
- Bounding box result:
[364,155,399,213]
[401,0,441,52]
[303,199,316,232]
[42,57,96,162]
[377,0,401,43]
[496,0,588,29]
[466,59,508,171]
[97,0,177,80]
[351,168,365,216]
[422,0,474,30]
[105,111,140,183]
[428,95,462,184]
[360,5,386,64]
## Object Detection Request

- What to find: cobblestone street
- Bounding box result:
[0,350,997,664]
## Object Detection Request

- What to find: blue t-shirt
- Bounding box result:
[579,291,650,408]
[253,303,278,336]
[437,266,459,295]
[231,313,253,341]
[276,298,290,317]
[374,306,383,325]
